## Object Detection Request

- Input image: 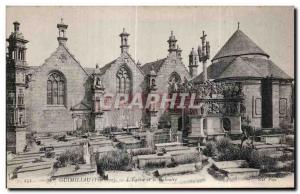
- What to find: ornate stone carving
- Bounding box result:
[93,76,104,90]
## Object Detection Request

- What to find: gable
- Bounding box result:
[98,52,145,94]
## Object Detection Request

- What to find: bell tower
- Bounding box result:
[6,21,29,153]
[188,48,199,78]
[57,18,68,46]
[167,31,177,56]
[120,28,130,53]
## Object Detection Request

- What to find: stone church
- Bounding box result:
[6,20,294,153]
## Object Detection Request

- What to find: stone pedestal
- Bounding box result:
[190,116,204,137]
[82,141,91,165]
[146,130,154,149]
[16,129,27,153]
[7,128,27,154]
[170,113,179,130]
[95,114,104,132]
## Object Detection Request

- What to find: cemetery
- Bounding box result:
[7,122,294,184]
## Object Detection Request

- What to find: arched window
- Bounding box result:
[116,65,131,94]
[47,72,66,105]
[203,118,207,130]
[169,72,181,84]
[222,118,231,131]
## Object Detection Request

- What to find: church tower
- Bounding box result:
[120,28,130,53]
[6,21,29,153]
[188,48,199,78]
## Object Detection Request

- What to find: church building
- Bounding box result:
[6,20,294,153]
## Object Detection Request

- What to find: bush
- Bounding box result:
[56,148,84,168]
[214,138,240,161]
[246,151,277,173]
[202,142,217,157]
[97,150,131,171]
[130,148,155,156]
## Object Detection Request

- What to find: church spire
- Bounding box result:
[120,28,130,54]
[167,31,177,55]
[57,18,68,46]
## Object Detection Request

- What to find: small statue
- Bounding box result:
[94,77,104,89]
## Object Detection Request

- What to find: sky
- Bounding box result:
[6,6,294,77]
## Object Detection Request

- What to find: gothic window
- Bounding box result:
[169,72,181,83]
[18,89,24,105]
[116,65,132,94]
[47,72,66,105]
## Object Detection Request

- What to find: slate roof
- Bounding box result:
[193,56,292,82]
[212,29,269,61]
[141,58,166,75]
[192,29,292,82]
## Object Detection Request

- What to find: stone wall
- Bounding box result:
[241,80,262,128]
[99,52,145,128]
[153,54,191,128]
[26,45,91,132]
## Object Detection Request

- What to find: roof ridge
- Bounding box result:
[61,45,89,76]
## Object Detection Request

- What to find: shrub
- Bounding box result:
[56,148,84,168]
[97,150,131,171]
[247,151,277,172]
[75,164,80,171]
[130,148,155,156]
[202,141,217,157]
[215,138,241,161]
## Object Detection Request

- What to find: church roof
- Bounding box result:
[193,56,292,82]
[141,58,166,75]
[212,29,269,61]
